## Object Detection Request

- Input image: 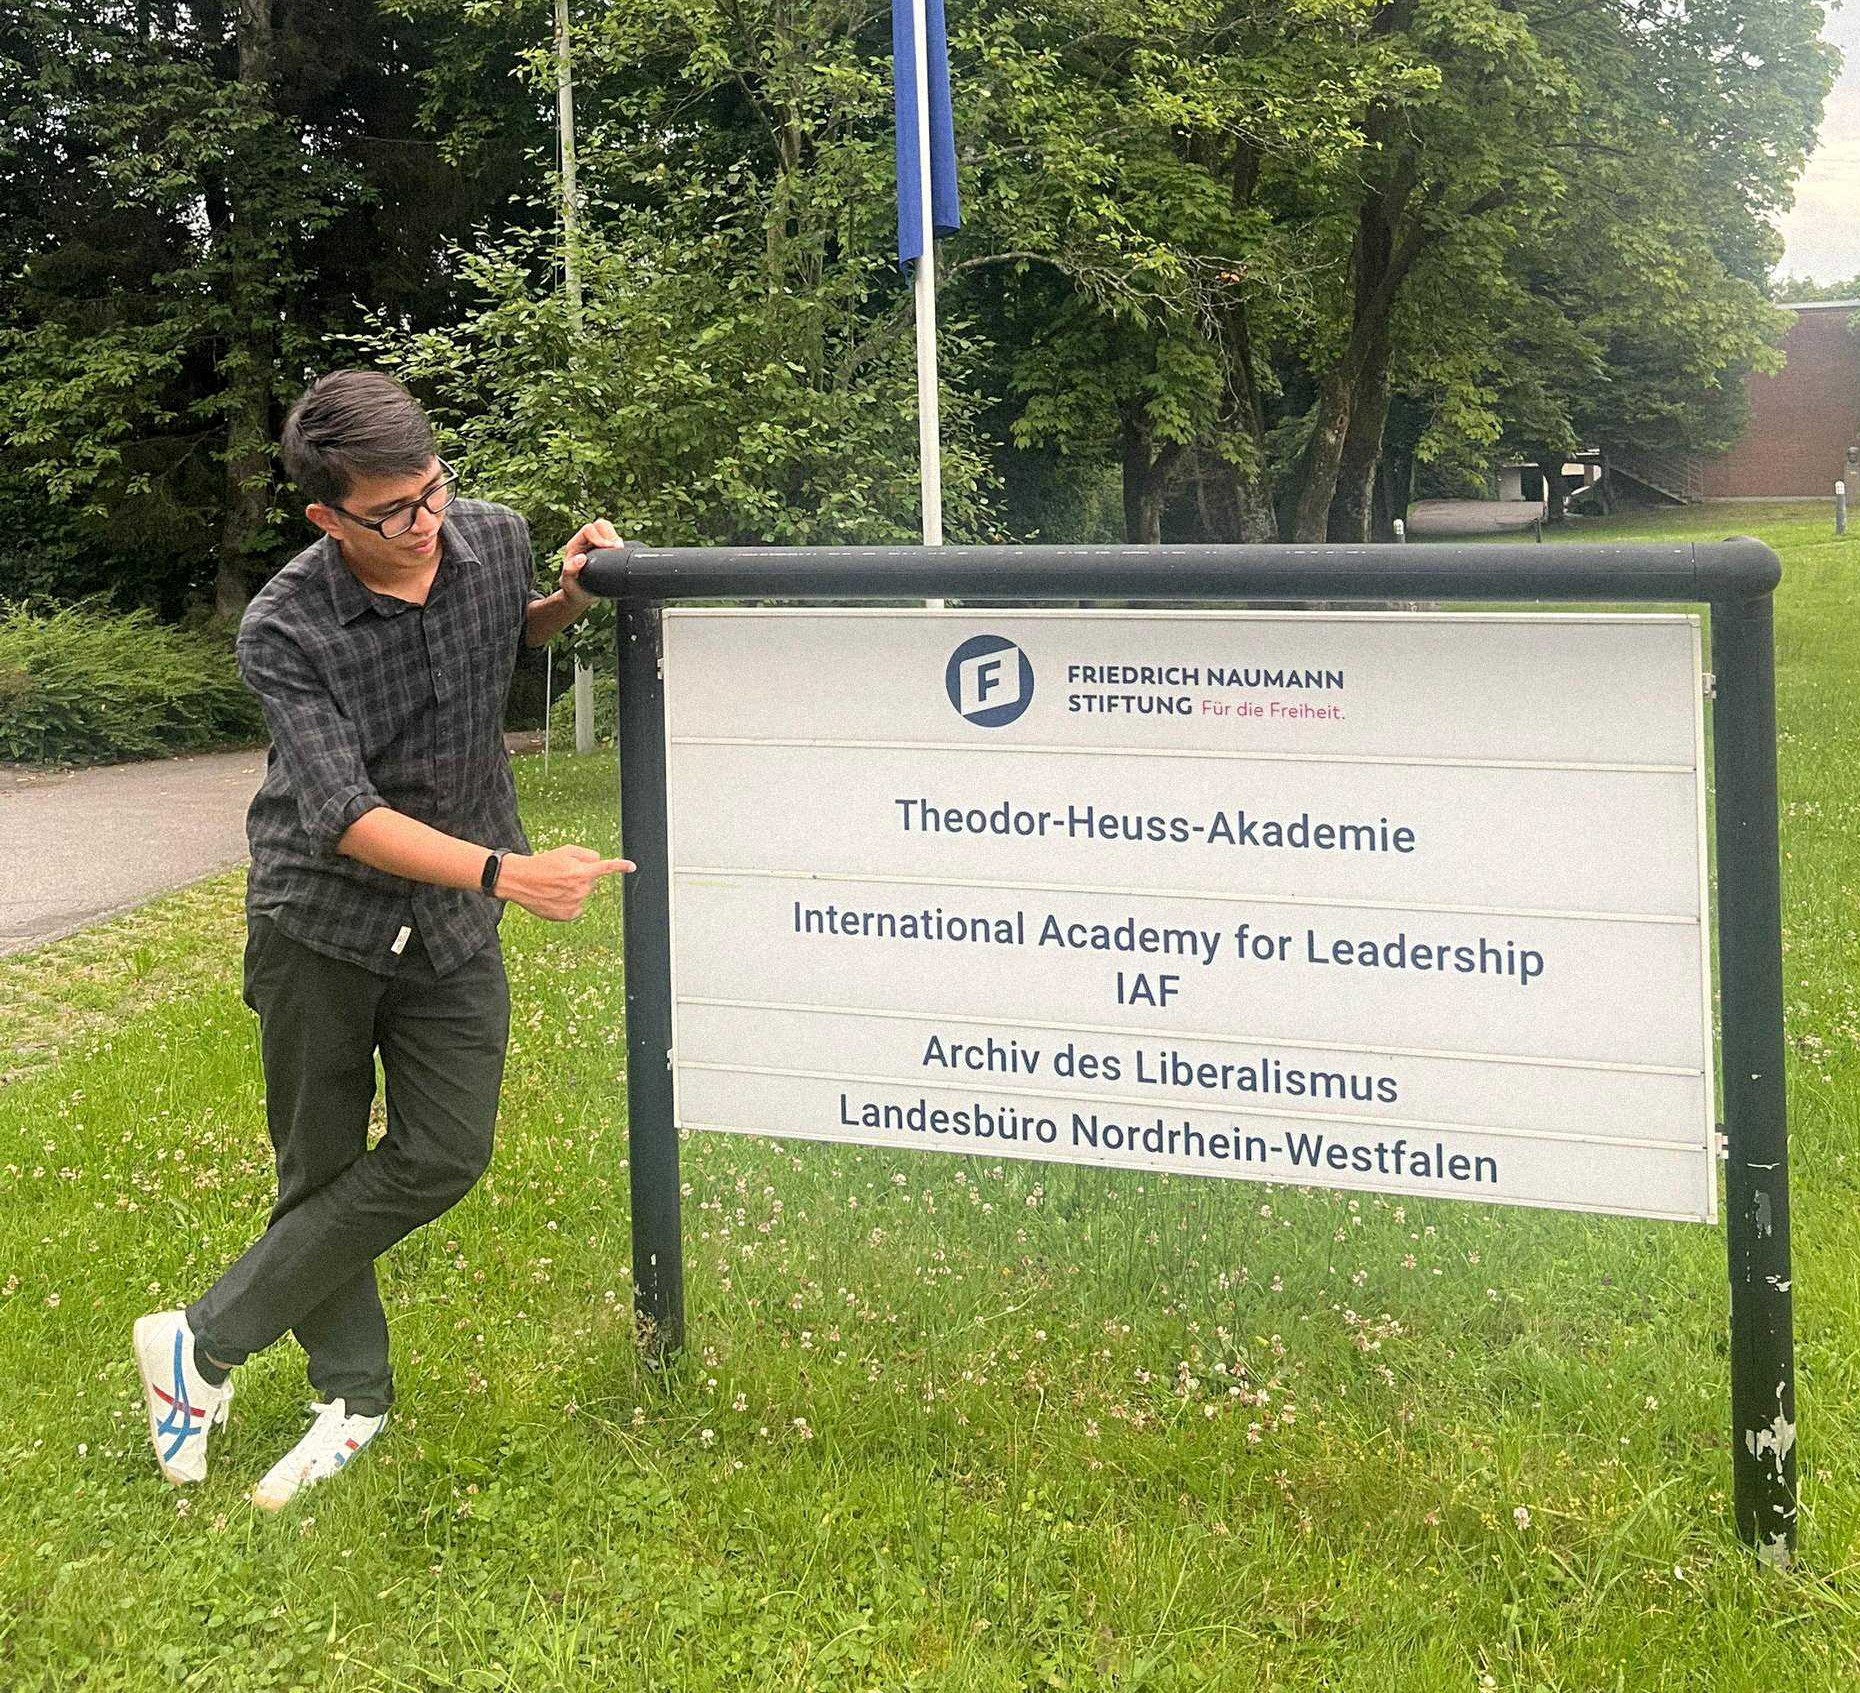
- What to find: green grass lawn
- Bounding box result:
[2,500,1857,1690]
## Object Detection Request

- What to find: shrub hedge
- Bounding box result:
[546,671,618,748]
[0,601,264,766]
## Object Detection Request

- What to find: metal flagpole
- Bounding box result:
[556,0,596,753]
[910,0,946,609]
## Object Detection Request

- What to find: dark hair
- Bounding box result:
[281,371,436,506]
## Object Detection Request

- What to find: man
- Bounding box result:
[132,369,630,1509]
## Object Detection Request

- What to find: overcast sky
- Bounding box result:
[1777,3,1860,282]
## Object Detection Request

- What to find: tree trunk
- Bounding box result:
[215,0,275,621]
[1326,326,1393,542]
[1121,424,1176,545]
[1371,450,1407,538]
[1193,451,1278,543]
[1517,447,1571,524]
[1289,368,1356,543]
[1542,456,1570,523]
[1286,112,1428,543]
[1206,275,1278,542]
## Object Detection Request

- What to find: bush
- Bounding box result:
[0,600,265,766]
[546,671,618,749]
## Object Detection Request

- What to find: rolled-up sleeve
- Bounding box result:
[521,517,546,606]
[237,622,385,854]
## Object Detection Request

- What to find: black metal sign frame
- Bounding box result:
[581,537,1795,1563]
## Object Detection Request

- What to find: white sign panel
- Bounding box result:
[661,611,1717,1222]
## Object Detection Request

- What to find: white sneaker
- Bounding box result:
[250,1399,387,1512]
[132,1311,233,1485]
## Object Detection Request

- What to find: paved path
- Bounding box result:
[1403,499,1546,537]
[0,749,267,956]
[0,734,555,957]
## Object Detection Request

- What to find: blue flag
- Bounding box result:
[893,0,960,268]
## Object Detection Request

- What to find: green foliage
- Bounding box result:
[0,1,547,614]
[370,0,1001,551]
[962,0,1384,537]
[371,227,998,550]
[1774,274,1860,303]
[0,0,1840,588]
[546,673,617,748]
[947,0,1831,538]
[0,601,263,766]
[1397,0,1836,478]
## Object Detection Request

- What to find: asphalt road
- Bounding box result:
[0,748,268,956]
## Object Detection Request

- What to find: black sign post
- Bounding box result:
[1709,590,1796,1560]
[615,599,682,1358]
[584,537,1795,1561]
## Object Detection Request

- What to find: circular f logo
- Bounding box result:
[947,635,1034,727]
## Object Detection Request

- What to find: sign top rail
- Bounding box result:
[579,538,1781,605]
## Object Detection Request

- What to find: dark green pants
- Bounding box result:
[188,916,509,1414]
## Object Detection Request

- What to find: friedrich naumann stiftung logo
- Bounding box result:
[946,635,1034,727]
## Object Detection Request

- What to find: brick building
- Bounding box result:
[1699,300,1860,499]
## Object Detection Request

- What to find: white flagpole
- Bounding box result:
[910,0,946,608]
[555,0,595,752]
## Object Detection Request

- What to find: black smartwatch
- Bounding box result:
[481,848,510,898]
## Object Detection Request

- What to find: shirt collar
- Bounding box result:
[429,516,481,604]
[321,518,480,624]
[322,537,379,625]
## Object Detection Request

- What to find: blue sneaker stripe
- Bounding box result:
[155,1330,196,1462]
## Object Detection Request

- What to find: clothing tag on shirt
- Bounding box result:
[391,925,412,956]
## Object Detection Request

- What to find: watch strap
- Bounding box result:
[481,848,508,897]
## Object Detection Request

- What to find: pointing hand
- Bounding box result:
[495,844,634,921]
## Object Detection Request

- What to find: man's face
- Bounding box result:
[307,458,449,580]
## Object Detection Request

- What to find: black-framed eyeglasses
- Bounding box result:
[331,459,459,540]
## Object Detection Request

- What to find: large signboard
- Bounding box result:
[662,610,1716,1222]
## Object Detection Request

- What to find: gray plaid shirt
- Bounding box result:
[238,499,538,977]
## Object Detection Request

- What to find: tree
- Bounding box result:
[1774,274,1860,303]
[370,0,998,549]
[1286,0,1833,539]
[5,0,1833,595]
[1274,0,1579,541]
[958,0,1830,543]
[0,1,544,614]
[955,0,1377,542]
